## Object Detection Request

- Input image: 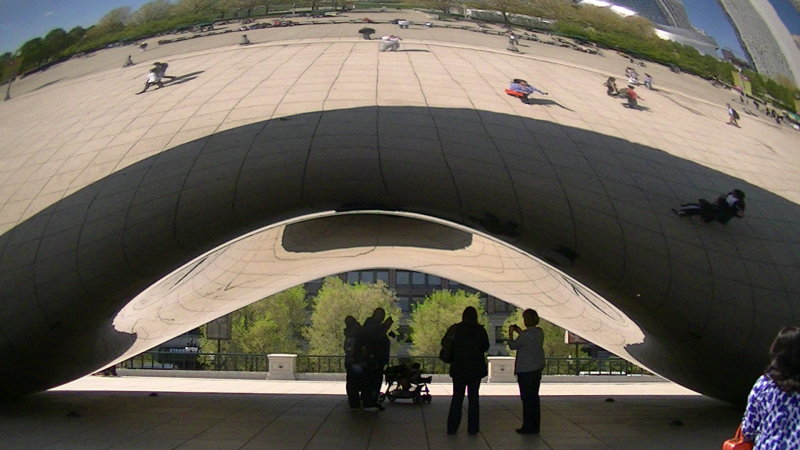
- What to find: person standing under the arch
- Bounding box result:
[508,309,545,434]
[444,306,490,435]
[359,308,392,410]
[343,315,363,409]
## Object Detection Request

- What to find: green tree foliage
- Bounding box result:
[131,0,176,26]
[300,0,324,12]
[304,277,400,355]
[516,0,575,21]
[95,7,133,34]
[740,69,797,109]
[0,52,22,83]
[200,285,308,353]
[221,0,264,17]
[17,38,49,72]
[174,0,220,15]
[67,26,87,42]
[422,0,453,15]
[501,309,575,358]
[0,52,13,82]
[484,0,524,22]
[408,290,488,356]
[43,28,70,55]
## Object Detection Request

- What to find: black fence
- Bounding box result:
[122,352,651,376]
[122,351,268,372]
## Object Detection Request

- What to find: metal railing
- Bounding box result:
[122,351,268,372]
[122,352,650,376]
[544,357,651,376]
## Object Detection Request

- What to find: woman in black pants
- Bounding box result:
[444,306,490,435]
[508,309,545,434]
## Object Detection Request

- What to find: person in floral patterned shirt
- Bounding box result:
[741,326,800,449]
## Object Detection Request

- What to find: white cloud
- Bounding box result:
[44,11,54,17]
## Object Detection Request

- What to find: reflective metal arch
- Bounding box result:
[1,107,798,402]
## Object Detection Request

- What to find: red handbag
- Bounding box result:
[722,425,753,450]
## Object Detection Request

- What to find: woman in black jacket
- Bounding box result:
[443,306,490,435]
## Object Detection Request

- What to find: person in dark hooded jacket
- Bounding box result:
[443,306,490,435]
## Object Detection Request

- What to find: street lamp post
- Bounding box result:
[4,53,18,101]
[4,75,14,101]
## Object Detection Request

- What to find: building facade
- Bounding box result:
[658,0,692,29]
[579,0,715,55]
[654,25,719,57]
[610,0,692,29]
[717,0,800,86]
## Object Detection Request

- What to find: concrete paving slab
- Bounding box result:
[0,375,745,449]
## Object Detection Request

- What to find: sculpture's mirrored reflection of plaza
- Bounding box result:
[1,10,799,404]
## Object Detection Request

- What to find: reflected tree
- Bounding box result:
[200,285,308,354]
[502,309,575,358]
[304,277,399,355]
[408,290,488,357]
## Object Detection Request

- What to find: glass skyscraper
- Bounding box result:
[612,0,692,29]
[717,0,800,86]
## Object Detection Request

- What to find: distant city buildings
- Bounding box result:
[658,0,693,29]
[578,0,719,56]
[653,25,719,57]
[580,0,692,29]
[717,0,800,86]
[720,48,751,69]
[612,0,692,29]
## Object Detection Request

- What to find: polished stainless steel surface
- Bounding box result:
[1,15,798,400]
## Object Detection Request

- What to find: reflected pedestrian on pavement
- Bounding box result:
[444,306,490,435]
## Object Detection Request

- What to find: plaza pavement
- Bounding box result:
[2,9,798,235]
[0,374,743,449]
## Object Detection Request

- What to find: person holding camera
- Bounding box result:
[508,309,545,434]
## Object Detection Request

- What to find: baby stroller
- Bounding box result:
[380,362,432,404]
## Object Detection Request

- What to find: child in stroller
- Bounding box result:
[380,362,432,404]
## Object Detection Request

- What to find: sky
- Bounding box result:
[1,0,799,57]
[0,0,154,54]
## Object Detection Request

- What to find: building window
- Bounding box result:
[490,297,515,313]
[397,296,411,313]
[428,275,441,286]
[411,272,426,285]
[345,270,390,285]
[495,326,506,343]
[396,271,410,285]
[397,296,426,313]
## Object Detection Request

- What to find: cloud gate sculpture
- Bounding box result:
[1,38,798,402]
